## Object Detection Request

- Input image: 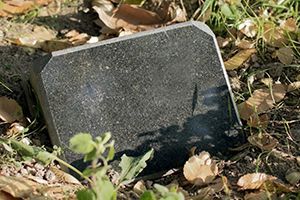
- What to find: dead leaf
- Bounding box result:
[263,23,288,47]
[285,171,300,185]
[133,180,146,195]
[238,19,257,38]
[0,0,34,16]
[6,122,25,137]
[92,0,114,14]
[0,191,16,200]
[167,3,187,23]
[0,175,37,198]
[209,176,229,193]
[190,187,213,200]
[248,133,278,151]
[244,191,271,200]
[260,78,273,86]
[238,84,287,120]
[0,97,24,123]
[40,39,72,52]
[217,36,231,48]
[49,167,81,185]
[224,49,256,70]
[0,0,52,17]
[7,26,56,48]
[247,114,269,129]
[264,179,294,193]
[237,173,276,190]
[93,4,162,32]
[276,47,294,65]
[236,39,255,49]
[183,151,218,186]
[287,81,300,92]
[280,18,297,32]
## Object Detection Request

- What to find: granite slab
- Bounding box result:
[31,21,242,172]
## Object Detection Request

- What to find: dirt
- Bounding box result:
[0,0,300,199]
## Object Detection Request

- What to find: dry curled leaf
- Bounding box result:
[183,151,218,186]
[0,191,16,200]
[264,179,294,193]
[0,0,52,17]
[244,191,272,200]
[65,30,90,45]
[224,49,256,70]
[0,175,37,198]
[238,19,257,38]
[280,18,297,32]
[7,26,56,48]
[217,36,231,48]
[236,39,255,49]
[93,3,162,33]
[276,47,294,65]
[0,97,24,123]
[237,173,276,190]
[248,133,278,151]
[287,81,300,92]
[238,84,287,120]
[263,23,288,47]
[133,180,146,195]
[6,122,25,137]
[247,114,269,129]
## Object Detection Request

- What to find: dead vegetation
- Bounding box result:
[0,0,300,199]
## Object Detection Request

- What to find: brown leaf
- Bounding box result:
[238,84,287,120]
[6,122,25,137]
[244,191,271,200]
[0,0,34,15]
[0,97,24,123]
[236,39,255,49]
[280,18,298,32]
[276,47,294,65]
[264,179,294,193]
[7,26,56,48]
[238,19,257,38]
[183,151,218,186]
[0,0,52,16]
[247,114,269,128]
[49,167,81,185]
[237,173,276,190]
[40,39,72,52]
[287,81,300,92]
[248,133,278,151]
[0,191,17,200]
[65,30,89,45]
[0,175,37,198]
[133,180,146,195]
[93,4,162,32]
[209,176,229,193]
[224,49,256,70]
[217,36,231,48]
[167,3,186,23]
[263,23,288,47]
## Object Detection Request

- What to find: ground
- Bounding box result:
[0,0,300,199]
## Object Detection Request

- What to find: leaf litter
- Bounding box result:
[1,0,300,199]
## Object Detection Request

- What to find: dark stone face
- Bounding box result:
[31,21,241,172]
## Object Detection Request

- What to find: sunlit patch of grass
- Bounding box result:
[194,0,299,55]
[12,7,40,23]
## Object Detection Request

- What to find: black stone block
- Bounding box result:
[31,21,242,172]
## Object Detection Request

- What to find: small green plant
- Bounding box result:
[140,184,184,200]
[1,132,155,200]
[69,132,154,200]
